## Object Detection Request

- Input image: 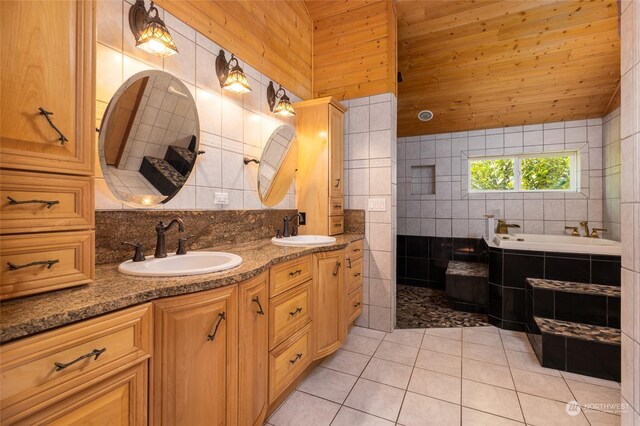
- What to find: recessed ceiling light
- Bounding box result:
[418,110,434,121]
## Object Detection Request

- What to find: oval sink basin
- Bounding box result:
[118,252,242,277]
[271,235,337,247]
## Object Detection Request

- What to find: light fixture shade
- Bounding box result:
[273,95,296,116]
[136,15,178,57]
[223,65,252,94]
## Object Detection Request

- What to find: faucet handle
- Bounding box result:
[565,226,580,237]
[176,235,195,255]
[590,228,607,238]
[122,241,146,262]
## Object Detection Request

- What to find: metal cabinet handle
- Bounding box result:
[353,302,361,308]
[353,272,361,277]
[333,204,342,208]
[333,223,341,227]
[207,312,226,341]
[346,257,352,268]
[289,353,303,364]
[353,248,361,253]
[7,259,59,270]
[54,348,106,371]
[334,178,340,188]
[252,296,265,315]
[38,107,68,145]
[288,269,302,277]
[289,307,303,317]
[7,196,60,209]
[333,261,341,276]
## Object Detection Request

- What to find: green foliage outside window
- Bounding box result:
[470,159,514,190]
[521,156,571,190]
[470,155,573,191]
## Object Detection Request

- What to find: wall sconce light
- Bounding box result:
[267,81,296,117]
[216,50,252,94]
[129,0,178,57]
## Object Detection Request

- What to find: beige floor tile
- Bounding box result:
[343,378,405,421]
[341,333,382,356]
[361,357,413,389]
[421,334,462,356]
[560,371,621,389]
[397,392,461,426]
[566,379,624,414]
[473,325,500,334]
[373,341,419,366]
[461,379,524,422]
[462,328,503,346]
[269,391,340,426]
[404,328,427,334]
[501,334,535,353]
[415,349,462,377]
[462,341,508,366]
[511,368,574,402]
[424,327,462,340]
[505,349,561,376]
[408,367,461,404]
[462,358,514,389]
[349,326,387,340]
[298,367,358,404]
[461,407,525,425]
[383,329,423,348]
[321,349,371,377]
[499,328,527,338]
[583,409,621,425]
[518,393,590,426]
[330,406,395,426]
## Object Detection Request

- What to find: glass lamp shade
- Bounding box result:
[136,16,179,57]
[223,66,252,94]
[273,95,296,116]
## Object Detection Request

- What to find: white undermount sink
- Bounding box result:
[271,235,337,247]
[118,252,243,277]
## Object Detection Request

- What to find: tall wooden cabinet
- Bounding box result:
[294,97,347,236]
[312,250,345,359]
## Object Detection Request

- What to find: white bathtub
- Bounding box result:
[488,233,621,256]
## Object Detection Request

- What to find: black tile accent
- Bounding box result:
[591,259,621,286]
[429,259,449,283]
[453,238,480,262]
[406,235,429,258]
[430,237,453,260]
[503,253,544,289]
[608,297,621,329]
[489,250,502,285]
[397,235,407,257]
[503,287,526,323]
[555,292,607,326]
[532,288,555,319]
[541,333,566,370]
[488,283,502,319]
[545,256,590,283]
[406,257,429,280]
[566,338,621,381]
[501,320,527,332]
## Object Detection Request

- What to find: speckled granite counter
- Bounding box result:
[0,234,363,344]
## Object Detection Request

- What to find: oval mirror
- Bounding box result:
[99,70,199,206]
[258,125,297,207]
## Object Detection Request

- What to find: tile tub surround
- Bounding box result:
[268,325,624,425]
[95,0,300,211]
[0,234,363,344]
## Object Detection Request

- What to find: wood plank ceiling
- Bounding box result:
[396,0,621,137]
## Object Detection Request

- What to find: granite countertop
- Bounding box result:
[526,278,621,297]
[0,234,364,344]
[534,317,621,345]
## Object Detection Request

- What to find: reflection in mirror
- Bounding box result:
[258,125,297,207]
[99,70,199,206]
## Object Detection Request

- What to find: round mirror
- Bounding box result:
[99,70,199,206]
[258,125,297,207]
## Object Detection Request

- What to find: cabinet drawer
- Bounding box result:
[269,323,312,404]
[346,240,363,260]
[0,231,94,300]
[346,257,363,294]
[270,255,312,297]
[269,282,311,350]
[0,304,152,423]
[0,170,93,234]
[347,289,363,325]
[329,197,344,216]
[328,216,344,236]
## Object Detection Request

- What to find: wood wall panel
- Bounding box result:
[155,0,313,100]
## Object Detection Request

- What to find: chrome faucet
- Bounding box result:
[155,218,185,258]
[282,214,302,238]
[495,220,520,234]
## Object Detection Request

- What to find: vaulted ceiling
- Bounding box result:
[396,0,621,137]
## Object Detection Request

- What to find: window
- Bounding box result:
[469,152,576,192]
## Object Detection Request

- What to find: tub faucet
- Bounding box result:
[282,214,302,238]
[579,221,590,237]
[155,218,185,258]
[495,220,520,234]
[590,228,607,239]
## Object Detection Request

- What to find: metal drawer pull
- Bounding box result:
[289,307,303,317]
[7,196,60,209]
[353,272,361,277]
[8,259,59,270]
[38,107,68,145]
[353,302,361,308]
[207,312,226,341]
[333,261,341,276]
[333,204,342,208]
[333,223,341,227]
[252,296,265,315]
[346,257,352,268]
[288,269,302,277]
[289,353,303,364]
[334,178,340,187]
[54,348,106,371]
[353,248,361,253]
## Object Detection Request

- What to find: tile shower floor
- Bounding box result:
[266,326,622,426]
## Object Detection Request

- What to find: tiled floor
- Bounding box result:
[266,326,623,426]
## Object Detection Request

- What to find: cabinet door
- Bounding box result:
[328,105,344,197]
[313,251,345,359]
[0,0,94,175]
[238,273,268,426]
[154,285,238,426]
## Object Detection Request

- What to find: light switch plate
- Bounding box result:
[214,192,229,204]
[368,198,386,211]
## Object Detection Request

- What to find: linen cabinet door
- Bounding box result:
[328,105,344,198]
[313,250,345,359]
[153,285,238,426]
[238,273,269,426]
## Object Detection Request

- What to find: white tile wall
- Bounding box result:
[95,0,299,210]
[602,108,622,241]
[343,93,397,333]
[397,118,609,238]
[620,1,640,424]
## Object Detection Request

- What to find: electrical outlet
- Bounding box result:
[214,192,229,204]
[298,212,306,225]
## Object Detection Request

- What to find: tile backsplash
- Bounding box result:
[95,0,300,211]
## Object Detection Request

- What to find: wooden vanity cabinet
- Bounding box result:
[294,97,347,236]
[312,250,345,359]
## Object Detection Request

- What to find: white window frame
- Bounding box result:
[468,151,577,193]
